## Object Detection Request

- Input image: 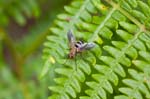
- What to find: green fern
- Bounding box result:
[42,0,150,99]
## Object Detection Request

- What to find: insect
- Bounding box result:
[66,30,95,69]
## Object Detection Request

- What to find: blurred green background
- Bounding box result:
[0,0,70,99]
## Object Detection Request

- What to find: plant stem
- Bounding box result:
[2,30,23,79]
[1,29,32,99]
[1,19,51,99]
[105,0,146,31]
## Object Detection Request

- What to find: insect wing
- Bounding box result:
[79,42,95,51]
[67,30,76,48]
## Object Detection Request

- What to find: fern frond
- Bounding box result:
[42,0,150,99]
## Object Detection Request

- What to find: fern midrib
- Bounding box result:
[100,31,143,77]
[89,7,116,42]
[113,29,142,66]
[105,0,146,32]
[56,1,92,97]
[58,70,76,98]
[127,85,142,99]
[90,76,107,99]
[124,78,146,98]
[69,0,90,29]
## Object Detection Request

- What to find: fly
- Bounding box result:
[66,30,95,70]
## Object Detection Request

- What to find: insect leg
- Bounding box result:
[74,55,77,71]
[80,52,84,59]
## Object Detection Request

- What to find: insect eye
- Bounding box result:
[75,44,79,48]
[77,41,83,45]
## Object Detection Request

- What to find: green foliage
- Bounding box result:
[0,0,40,26]
[0,0,71,99]
[42,0,150,99]
[0,55,49,99]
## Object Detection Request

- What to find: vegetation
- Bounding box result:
[0,0,70,99]
[1,0,150,99]
[42,0,150,99]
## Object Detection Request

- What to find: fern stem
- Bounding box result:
[117,29,142,61]
[58,70,76,98]
[69,0,90,31]
[2,30,23,79]
[89,7,116,42]
[1,29,31,99]
[105,0,146,32]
